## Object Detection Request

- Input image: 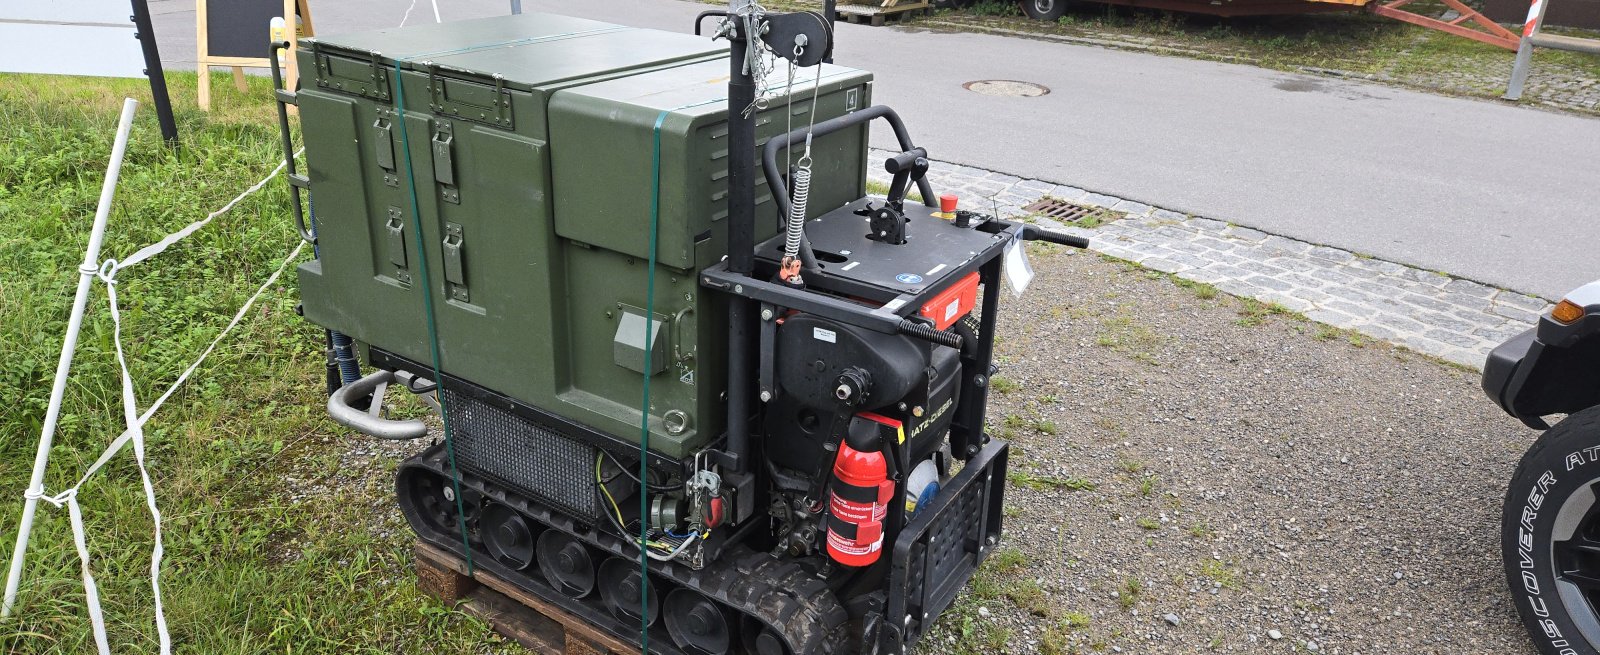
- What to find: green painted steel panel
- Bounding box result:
[295,12,871,458]
[548,61,873,270]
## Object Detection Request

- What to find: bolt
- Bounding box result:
[761,308,775,321]
[734,284,744,294]
[835,384,852,400]
[442,486,455,502]
[760,390,773,402]
[912,406,925,418]
[897,402,907,411]
[973,375,988,389]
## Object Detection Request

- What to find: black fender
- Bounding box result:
[1483,280,1600,429]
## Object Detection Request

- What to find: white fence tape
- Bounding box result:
[5,105,307,654]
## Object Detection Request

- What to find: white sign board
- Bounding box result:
[0,0,146,78]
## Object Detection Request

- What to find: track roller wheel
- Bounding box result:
[664,589,732,655]
[535,530,596,598]
[598,557,660,626]
[741,616,790,655]
[481,503,536,570]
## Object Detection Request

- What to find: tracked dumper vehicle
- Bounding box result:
[273,6,1084,654]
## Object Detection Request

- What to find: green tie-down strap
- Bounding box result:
[389,58,475,576]
[383,27,649,580]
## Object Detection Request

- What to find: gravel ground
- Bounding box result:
[292,244,1541,655]
[919,245,1540,655]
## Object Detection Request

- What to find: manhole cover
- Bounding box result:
[963,80,1050,97]
[1022,198,1120,225]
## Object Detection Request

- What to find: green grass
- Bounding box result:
[1116,576,1142,610]
[1198,559,1241,589]
[0,73,496,653]
[1235,298,1298,327]
[1008,470,1097,492]
[1094,312,1167,363]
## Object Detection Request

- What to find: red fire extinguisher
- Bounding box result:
[826,417,897,567]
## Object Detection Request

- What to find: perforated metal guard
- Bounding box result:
[443,387,598,520]
[891,441,1007,648]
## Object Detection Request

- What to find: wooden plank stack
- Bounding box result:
[413,542,635,654]
[834,0,932,25]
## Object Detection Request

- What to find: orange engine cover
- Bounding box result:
[918,272,980,330]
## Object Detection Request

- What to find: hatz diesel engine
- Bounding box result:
[273,6,1083,654]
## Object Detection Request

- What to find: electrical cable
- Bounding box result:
[599,450,677,493]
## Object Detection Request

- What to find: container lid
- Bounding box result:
[553,58,869,123]
[308,12,725,92]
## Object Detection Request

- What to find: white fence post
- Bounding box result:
[2,97,139,618]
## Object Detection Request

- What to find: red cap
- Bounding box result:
[939,194,958,213]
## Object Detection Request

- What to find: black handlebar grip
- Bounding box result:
[884,148,928,174]
[1021,225,1090,249]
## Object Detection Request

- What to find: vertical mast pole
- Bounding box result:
[723,0,757,474]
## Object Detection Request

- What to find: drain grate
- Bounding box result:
[1021,198,1121,225]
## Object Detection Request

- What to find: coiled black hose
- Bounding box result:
[897,319,963,350]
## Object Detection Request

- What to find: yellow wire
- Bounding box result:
[596,452,669,550]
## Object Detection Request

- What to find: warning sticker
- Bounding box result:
[813,327,837,343]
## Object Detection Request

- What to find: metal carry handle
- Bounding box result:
[328,370,429,440]
[269,40,316,244]
[763,105,939,217]
[694,10,729,35]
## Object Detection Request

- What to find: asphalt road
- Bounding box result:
[151,0,1600,299]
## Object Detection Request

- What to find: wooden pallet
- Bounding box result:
[414,541,637,654]
[835,0,931,26]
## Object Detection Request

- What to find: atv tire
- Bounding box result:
[1504,405,1600,655]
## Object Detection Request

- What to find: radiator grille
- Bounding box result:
[442,388,598,521]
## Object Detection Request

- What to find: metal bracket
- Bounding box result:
[443,222,468,303]
[758,302,778,403]
[426,63,514,130]
[312,44,392,101]
[431,122,460,204]
[384,206,411,286]
[373,108,400,188]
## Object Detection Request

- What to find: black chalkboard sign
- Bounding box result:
[203,0,297,60]
[196,0,312,110]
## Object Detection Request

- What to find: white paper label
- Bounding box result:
[813,327,837,343]
[1003,235,1034,298]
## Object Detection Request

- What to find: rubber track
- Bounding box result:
[398,446,852,654]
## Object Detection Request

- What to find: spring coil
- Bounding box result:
[897,319,964,350]
[784,163,811,259]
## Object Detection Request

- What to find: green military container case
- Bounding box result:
[294,12,873,458]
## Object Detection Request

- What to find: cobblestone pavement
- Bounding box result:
[866,149,1553,369]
